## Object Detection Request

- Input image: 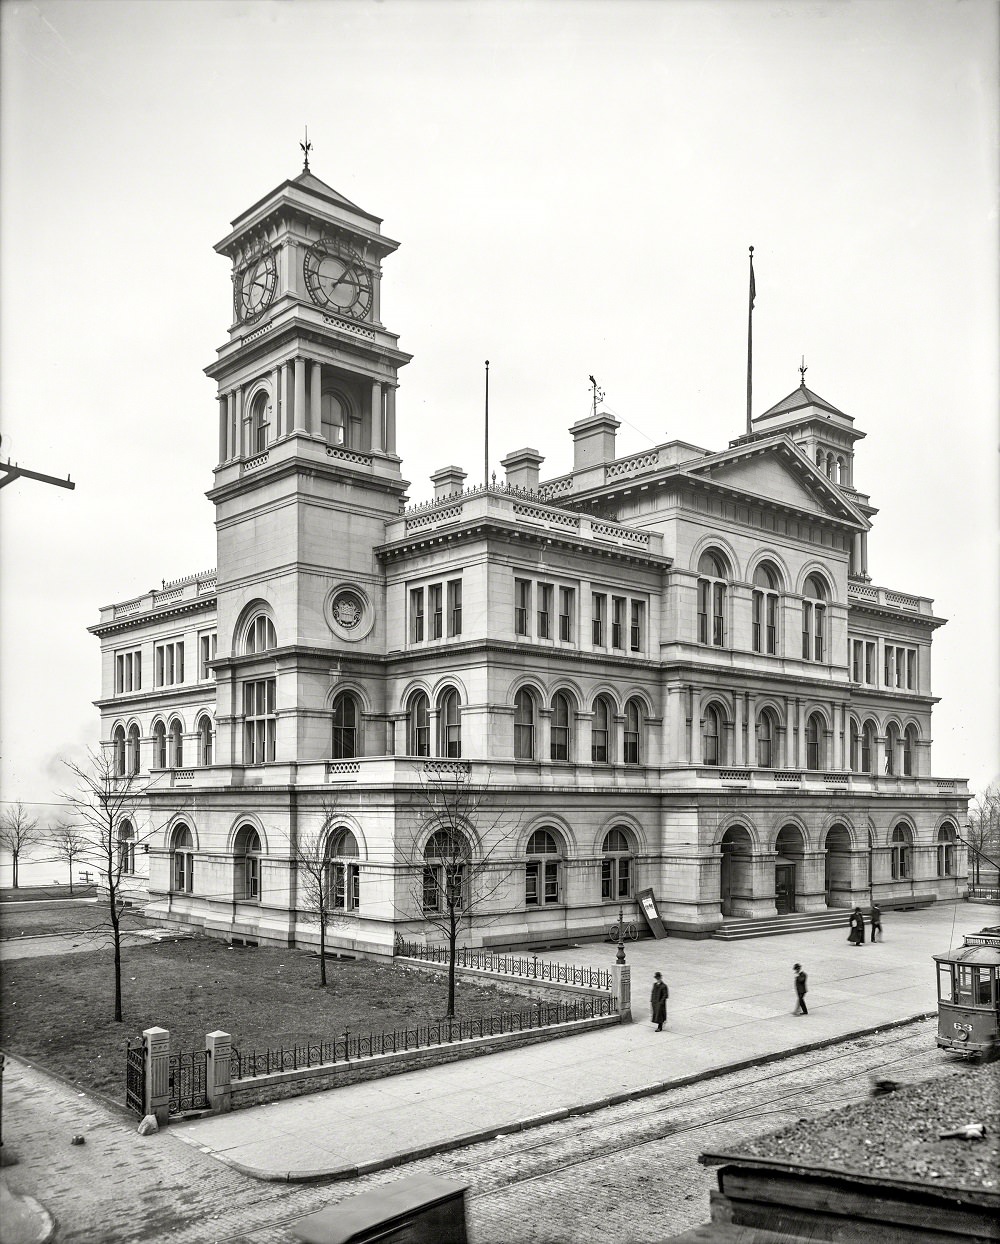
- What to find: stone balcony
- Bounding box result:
[847,580,935,617]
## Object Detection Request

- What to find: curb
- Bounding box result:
[206,1010,936,1184]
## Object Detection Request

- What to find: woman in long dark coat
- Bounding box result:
[651,972,668,1031]
[848,907,865,946]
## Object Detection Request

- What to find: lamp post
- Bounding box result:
[616,902,626,965]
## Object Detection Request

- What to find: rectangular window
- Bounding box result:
[331,863,360,911]
[537,584,553,639]
[115,649,142,694]
[814,604,825,663]
[895,647,905,689]
[243,678,276,764]
[712,584,725,646]
[630,600,644,653]
[514,579,530,636]
[154,640,184,687]
[199,632,217,681]
[698,581,709,644]
[617,856,631,899]
[526,861,559,906]
[592,593,606,646]
[802,602,812,661]
[601,859,614,901]
[865,641,876,685]
[907,649,916,690]
[422,865,440,912]
[447,579,463,637]
[611,596,625,649]
[766,595,777,654]
[429,584,443,639]
[559,587,574,642]
[752,593,763,654]
[851,639,862,683]
[410,588,425,642]
[884,645,894,687]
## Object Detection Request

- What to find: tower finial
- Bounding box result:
[799,355,807,388]
[300,126,312,173]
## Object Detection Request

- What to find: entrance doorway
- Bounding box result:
[719,825,752,917]
[775,862,795,914]
[825,825,853,906]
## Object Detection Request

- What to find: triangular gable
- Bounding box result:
[683,438,866,527]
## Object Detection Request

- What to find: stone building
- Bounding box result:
[91,163,968,949]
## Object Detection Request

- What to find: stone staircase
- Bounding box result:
[712,909,851,941]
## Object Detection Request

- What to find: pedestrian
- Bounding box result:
[848,907,865,946]
[870,903,882,942]
[793,963,808,1015]
[651,971,668,1031]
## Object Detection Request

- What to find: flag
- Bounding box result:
[749,249,756,311]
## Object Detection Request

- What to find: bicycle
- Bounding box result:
[608,919,639,943]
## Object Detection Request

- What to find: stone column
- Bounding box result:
[235,387,245,458]
[577,711,593,766]
[143,1026,170,1125]
[310,360,322,436]
[385,386,397,455]
[875,735,887,779]
[692,706,703,765]
[612,964,632,1023]
[293,357,307,432]
[271,366,282,438]
[733,693,744,766]
[371,381,384,453]
[218,396,228,462]
[205,1030,232,1114]
[797,851,829,912]
[746,693,757,765]
[614,713,626,766]
[539,707,552,764]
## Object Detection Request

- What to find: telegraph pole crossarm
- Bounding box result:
[0,437,75,491]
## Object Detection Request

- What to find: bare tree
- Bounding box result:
[398,764,523,1018]
[966,780,1000,886]
[60,748,157,1022]
[49,819,89,894]
[0,802,44,888]
[293,805,355,987]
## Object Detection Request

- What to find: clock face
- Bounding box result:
[304,238,373,321]
[235,243,277,324]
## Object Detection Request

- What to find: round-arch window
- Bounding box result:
[171,825,194,893]
[602,828,633,900]
[327,827,360,910]
[526,829,561,907]
[422,828,470,913]
[245,614,277,654]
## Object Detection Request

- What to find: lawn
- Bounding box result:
[0,901,146,940]
[0,935,538,1102]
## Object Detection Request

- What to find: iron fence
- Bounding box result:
[125,1040,146,1115]
[168,1049,209,1114]
[394,938,614,991]
[967,885,1000,902]
[229,995,615,1081]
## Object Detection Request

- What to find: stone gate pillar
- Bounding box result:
[143,1026,170,1125]
[205,1030,232,1114]
[612,964,632,1023]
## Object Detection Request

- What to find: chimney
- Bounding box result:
[570,413,620,471]
[500,447,544,492]
[430,465,467,499]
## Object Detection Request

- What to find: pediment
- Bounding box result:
[685,441,863,525]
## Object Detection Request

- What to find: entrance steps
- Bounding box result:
[712,909,851,941]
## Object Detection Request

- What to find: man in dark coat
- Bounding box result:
[793,963,808,1015]
[870,903,883,942]
[651,971,668,1031]
[848,907,865,946]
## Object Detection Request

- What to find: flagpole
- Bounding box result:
[484,360,490,487]
[746,246,755,436]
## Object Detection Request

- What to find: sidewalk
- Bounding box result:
[172,899,997,1182]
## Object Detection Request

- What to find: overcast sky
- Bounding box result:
[1,0,997,813]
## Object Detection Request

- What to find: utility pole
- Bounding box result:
[0,437,74,492]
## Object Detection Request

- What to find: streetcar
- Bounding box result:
[933,925,1000,1058]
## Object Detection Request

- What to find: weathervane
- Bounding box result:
[588,375,605,418]
[799,355,808,387]
[300,126,312,173]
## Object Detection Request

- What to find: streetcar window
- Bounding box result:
[955,966,976,1005]
[976,970,994,1006]
[938,963,954,1003]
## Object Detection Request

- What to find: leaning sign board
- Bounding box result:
[637,888,667,939]
[290,1175,468,1244]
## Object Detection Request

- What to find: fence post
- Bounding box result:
[612,964,632,1023]
[143,1026,170,1124]
[205,1030,232,1114]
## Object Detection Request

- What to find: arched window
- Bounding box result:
[862,719,877,775]
[591,695,614,763]
[937,824,957,877]
[152,721,167,769]
[802,575,827,663]
[514,688,536,760]
[550,692,572,762]
[602,827,633,900]
[525,829,562,907]
[118,820,135,875]
[250,391,269,453]
[332,692,359,759]
[756,707,778,769]
[702,703,724,766]
[438,688,461,758]
[197,715,214,767]
[836,456,846,485]
[321,390,346,445]
[890,824,912,880]
[752,562,780,655]
[825,452,834,479]
[234,824,261,901]
[903,724,917,777]
[326,827,360,911]
[407,691,430,757]
[128,724,141,775]
[697,550,729,647]
[805,712,824,771]
[624,697,643,765]
[849,718,861,772]
[885,722,901,776]
[244,613,277,655]
[168,719,183,768]
[423,828,470,912]
[816,447,823,466]
[171,824,194,893]
[112,725,127,777]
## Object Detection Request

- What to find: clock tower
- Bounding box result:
[205,159,411,764]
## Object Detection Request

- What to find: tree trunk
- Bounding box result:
[446,907,457,1018]
[319,910,327,987]
[112,912,123,1022]
[12,853,19,888]
[68,861,74,895]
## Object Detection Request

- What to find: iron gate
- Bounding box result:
[168,1049,209,1114]
[125,1040,146,1115]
